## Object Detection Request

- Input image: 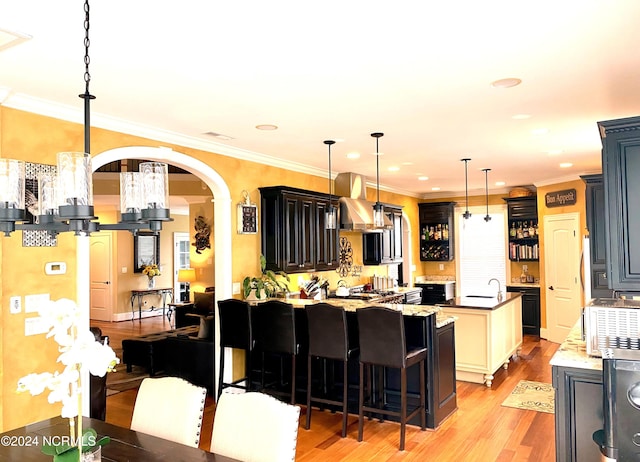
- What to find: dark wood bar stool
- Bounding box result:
[217,299,254,401]
[356,306,427,451]
[253,300,299,404]
[305,303,358,437]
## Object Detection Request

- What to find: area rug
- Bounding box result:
[501,380,555,414]
[106,365,149,396]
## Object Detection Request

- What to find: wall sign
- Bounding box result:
[545,188,577,208]
[237,190,258,234]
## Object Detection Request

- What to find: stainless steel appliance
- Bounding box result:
[593,349,640,461]
[583,298,640,357]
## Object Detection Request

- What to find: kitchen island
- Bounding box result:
[251,297,458,429]
[440,293,522,386]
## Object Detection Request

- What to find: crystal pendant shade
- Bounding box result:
[0,159,26,211]
[57,152,93,208]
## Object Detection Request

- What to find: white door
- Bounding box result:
[544,212,581,343]
[90,233,114,321]
[173,232,191,302]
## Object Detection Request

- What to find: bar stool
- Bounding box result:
[356,306,427,451]
[305,303,358,437]
[217,299,254,401]
[253,300,299,404]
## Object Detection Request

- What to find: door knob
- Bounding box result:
[548,285,554,290]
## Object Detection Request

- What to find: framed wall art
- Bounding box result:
[134,231,160,273]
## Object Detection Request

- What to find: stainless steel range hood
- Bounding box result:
[335,172,393,232]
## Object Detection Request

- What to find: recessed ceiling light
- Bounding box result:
[256,124,278,131]
[418,176,429,181]
[491,78,522,88]
[388,166,399,172]
[512,114,531,120]
[431,187,441,191]
[346,152,360,159]
[547,149,563,155]
[495,181,506,186]
[402,162,414,166]
[560,162,573,168]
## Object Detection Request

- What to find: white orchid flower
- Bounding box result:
[17,372,54,395]
[17,298,119,430]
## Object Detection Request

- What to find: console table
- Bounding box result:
[130,288,173,321]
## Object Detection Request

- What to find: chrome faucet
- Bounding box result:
[488,278,503,301]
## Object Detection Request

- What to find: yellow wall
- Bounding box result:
[0,105,592,430]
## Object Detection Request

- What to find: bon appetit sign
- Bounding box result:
[545,188,577,208]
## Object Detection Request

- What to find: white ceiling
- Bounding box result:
[1,1,639,198]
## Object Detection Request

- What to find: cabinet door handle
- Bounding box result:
[548,285,554,290]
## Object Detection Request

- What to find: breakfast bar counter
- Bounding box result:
[252,297,458,429]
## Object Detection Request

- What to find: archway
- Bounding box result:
[78,146,232,398]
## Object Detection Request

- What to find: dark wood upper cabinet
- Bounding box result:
[599,116,640,291]
[259,186,339,273]
[362,204,403,265]
[418,202,455,261]
[504,197,539,262]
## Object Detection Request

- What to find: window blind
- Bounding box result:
[455,206,507,297]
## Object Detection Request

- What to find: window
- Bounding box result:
[455,205,507,296]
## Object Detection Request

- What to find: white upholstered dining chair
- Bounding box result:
[130,376,207,448]
[211,392,301,462]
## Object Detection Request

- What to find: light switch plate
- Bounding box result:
[10,296,21,314]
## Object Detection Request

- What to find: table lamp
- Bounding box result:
[178,268,197,302]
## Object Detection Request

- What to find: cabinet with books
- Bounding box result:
[504,196,538,261]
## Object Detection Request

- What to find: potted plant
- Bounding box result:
[242,255,290,299]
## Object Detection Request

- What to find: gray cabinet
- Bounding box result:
[552,365,603,462]
[599,116,640,291]
[581,174,613,298]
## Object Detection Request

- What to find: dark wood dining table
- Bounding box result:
[0,416,240,462]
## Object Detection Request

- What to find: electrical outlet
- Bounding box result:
[523,264,528,272]
[232,282,241,295]
[439,263,444,271]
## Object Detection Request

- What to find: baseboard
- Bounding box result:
[112,309,165,322]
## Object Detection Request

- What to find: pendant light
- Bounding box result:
[461,158,472,219]
[324,140,337,230]
[482,168,492,222]
[371,132,385,228]
[0,0,171,237]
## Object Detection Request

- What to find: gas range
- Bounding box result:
[330,287,400,301]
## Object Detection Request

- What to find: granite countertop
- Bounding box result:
[549,320,602,371]
[260,297,456,328]
[443,292,521,310]
[392,287,423,294]
[506,282,541,289]
[415,280,456,285]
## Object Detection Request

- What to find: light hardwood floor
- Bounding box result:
[97,315,558,461]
